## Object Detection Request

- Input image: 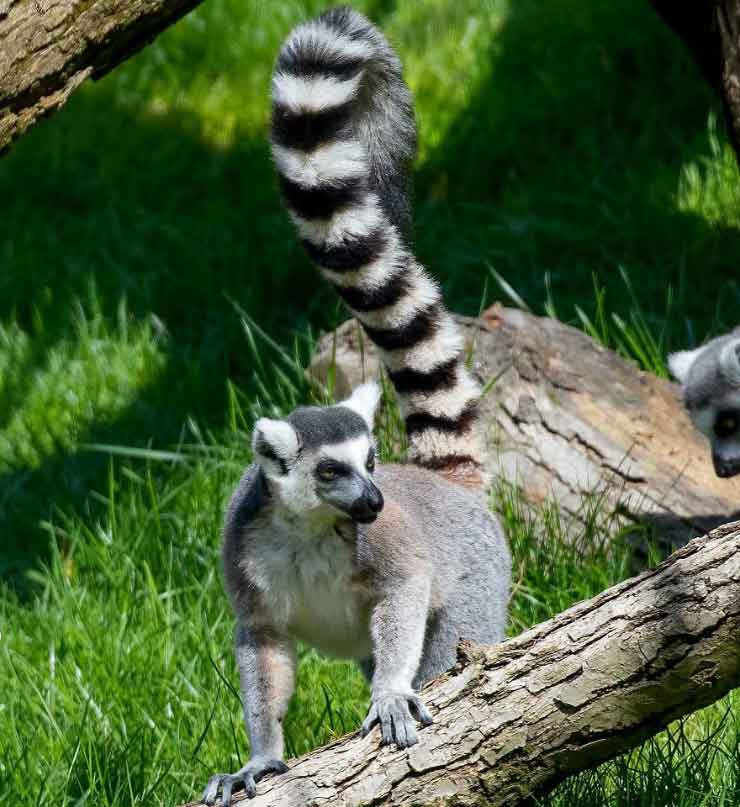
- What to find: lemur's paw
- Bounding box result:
[201,758,288,805]
[361,691,433,748]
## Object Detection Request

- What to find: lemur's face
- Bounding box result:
[687,394,740,478]
[252,382,384,523]
[310,433,382,523]
[669,333,740,478]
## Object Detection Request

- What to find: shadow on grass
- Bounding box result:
[2,0,740,585]
[0,89,334,582]
[413,0,740,328]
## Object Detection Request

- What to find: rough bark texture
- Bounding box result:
[182,521,740,807]
[649,0,740,162]
[0,0,204,153]
[309,306,740,550]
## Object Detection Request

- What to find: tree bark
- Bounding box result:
[309,306,740,550]
[181,520,740,807]
[649,0,740,162]
[0,0,204,154]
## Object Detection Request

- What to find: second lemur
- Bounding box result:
[669,327,740,478]
[202,8,511,805]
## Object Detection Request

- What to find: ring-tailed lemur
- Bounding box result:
[201,8,511,805]
[669,328,740,477]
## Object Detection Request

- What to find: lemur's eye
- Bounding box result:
[715,412,739,438]
[316,460,349,482]
[317,463,337,481]
[366,449,375,472]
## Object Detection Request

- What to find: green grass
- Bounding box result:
[1,0,739,804]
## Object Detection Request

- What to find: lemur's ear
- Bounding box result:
[668,347,704,385]
[719,339,740,385]
[252,418,300,475]
[341,381,381,430]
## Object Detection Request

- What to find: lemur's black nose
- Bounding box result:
[350,482,384,523]
[366,483,384,514]
[713,453,740,478]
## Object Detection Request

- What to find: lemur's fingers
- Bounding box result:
[377,700,395,745]
[390,702,417,748]
[365,694,429,748]
[408,694,434,726]
[360,703,379,736]
[221,776,235,807]
[244,774,258,799]
[202,774,224,805]
[201,759,287,805]
[261,759,289,777]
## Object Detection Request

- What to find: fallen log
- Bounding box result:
[0,0,205,154]
[182,520,740,807]
[309,305,740,549]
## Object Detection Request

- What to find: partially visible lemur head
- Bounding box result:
[669,328,740,478]
[252,382,384,522]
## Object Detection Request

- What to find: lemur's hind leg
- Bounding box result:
[414,564,510,690]
[359,657,375,684]
[203,624,295,807]
[413,608,460,689]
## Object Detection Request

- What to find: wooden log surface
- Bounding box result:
[182,520,740,807]
[309,305,740,549]
[0,0,204,153]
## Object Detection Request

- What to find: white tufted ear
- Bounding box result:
[668,347,704,385]
[340,381,381,430]
[719,339,740,385]
[252,418,300,475]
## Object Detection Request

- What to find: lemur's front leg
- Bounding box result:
[361,575,434,748]
[203,623,295,806]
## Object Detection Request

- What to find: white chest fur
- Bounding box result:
[246,516,372,659]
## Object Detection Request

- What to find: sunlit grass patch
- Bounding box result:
[678,114,740,230]
[0,297,165,473]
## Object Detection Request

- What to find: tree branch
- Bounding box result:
[181,521,740,807]
[0,0,205,154]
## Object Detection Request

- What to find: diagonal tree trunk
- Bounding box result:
[649,0,740,163]
[0,0,205,154]
[181,520,740,807]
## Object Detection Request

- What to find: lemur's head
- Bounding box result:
[252,382,384,523]
[669,329,740,478]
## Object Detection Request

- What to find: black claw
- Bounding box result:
[245,776,257,799]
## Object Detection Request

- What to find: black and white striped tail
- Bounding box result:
[271,7,485,486]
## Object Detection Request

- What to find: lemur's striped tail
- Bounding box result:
[271,7,486,487]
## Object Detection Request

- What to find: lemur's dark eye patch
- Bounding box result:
[315,459,351,481]
[715,411,739,439]
[255,436,288,475]
[366,447,375,472]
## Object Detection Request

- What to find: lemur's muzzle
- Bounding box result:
[350,481,384,524]
[713,452,740,478]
